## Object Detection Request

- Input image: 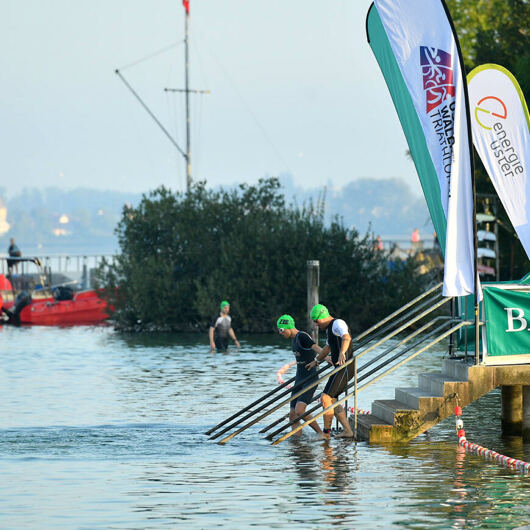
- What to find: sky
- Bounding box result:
[0,0,420,197]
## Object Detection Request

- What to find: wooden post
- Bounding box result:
[523,386,530,440]
[501,385,522,435]
[307,260,319,342]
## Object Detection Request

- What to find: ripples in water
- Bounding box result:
[1,326,530,528]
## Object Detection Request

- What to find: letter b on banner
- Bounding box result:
[505,307,528,332]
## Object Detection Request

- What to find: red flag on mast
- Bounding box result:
[183,0,189,14]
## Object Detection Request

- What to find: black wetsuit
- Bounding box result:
[323,318,354,398]
[210,314,232,350]
[291,331,318,409]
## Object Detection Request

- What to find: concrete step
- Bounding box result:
[442,358,472,380]
[372,399,417,425]
[418,372,468,396]
[353,413,393,443]
[395,387,443,410]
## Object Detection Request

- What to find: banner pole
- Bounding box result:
[440,0,479,364]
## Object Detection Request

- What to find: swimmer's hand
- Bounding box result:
[209,341,216,352]
[235,340,241,349]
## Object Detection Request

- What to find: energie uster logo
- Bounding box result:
[474,96,508,130]
[420,46,456,113]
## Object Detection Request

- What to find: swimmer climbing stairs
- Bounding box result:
[208,281,521,445]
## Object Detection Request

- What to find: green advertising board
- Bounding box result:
[483,285,530,364]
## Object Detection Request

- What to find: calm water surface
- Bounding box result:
[1,326,530,528]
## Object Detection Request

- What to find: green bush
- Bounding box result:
[97,178,428,333]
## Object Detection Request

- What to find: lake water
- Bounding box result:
[1,326,530,528]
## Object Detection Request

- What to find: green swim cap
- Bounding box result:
[310,304,330,321]
[220,300,230,310]
[277,314,295,330]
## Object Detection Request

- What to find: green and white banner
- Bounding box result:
[367,0,477,299]
[468,64,530,258]
[484,286,530,362]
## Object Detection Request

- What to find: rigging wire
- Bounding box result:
[192,40,207,179]
[192,19,292,175]
[164,47,185,189]
[116,36,188,190]
[115,70,186,159]
[117,40,184,72]
[165,89,184,188]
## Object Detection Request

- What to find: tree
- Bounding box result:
[98,178,429,332]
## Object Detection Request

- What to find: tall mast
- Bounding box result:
[115,0,206,193]
[184,8,191,192]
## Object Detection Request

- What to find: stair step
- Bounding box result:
[442,358,472,380]
[372,399,417,425]
[395,387,442,409]
[418,372,468,395]
[353,413,393,443]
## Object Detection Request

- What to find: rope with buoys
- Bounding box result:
[455,405,530,474]
[347,406,371,415]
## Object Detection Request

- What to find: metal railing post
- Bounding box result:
[354,356,358,440]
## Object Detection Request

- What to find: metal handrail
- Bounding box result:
[352,293,445,352]
[205,364,331,437]
[353,281,442,344]
[209,283,452,445]
[216,359,356,444]
[353,296,451,362]
[272,320,472,444]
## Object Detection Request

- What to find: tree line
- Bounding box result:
[97,178,429,333]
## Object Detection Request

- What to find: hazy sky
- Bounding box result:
[1,0,420,196]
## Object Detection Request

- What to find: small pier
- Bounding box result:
[354,359,530,442]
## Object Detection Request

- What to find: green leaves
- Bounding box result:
[98,178,427,332]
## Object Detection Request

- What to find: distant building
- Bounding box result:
[0,199,10,236]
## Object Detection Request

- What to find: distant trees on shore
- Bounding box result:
[0,187,141,250]
[97,178,429,333]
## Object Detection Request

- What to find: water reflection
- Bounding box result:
[2,326,530,528]
[288,438,321,490]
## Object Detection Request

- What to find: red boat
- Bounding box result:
[1,257,109,326]
[15,290,108,325]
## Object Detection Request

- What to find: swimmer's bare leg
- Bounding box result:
[334,403,354,438]
[294,402,325,439]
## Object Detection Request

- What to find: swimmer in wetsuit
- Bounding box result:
[277,314,326,438]
[209,301,240,351]
[306,304,354,438]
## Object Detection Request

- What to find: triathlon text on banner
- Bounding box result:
[468,64,530,258]
[368,0,478,298]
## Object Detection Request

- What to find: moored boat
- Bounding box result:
[0,257,109,326]
[14,290,108,325]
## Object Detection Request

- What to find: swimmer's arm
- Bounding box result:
[337,334,351,365]
[306,344,331,370]
[229,327,240,348]
[209,327,215,350]
[311,343,323,355]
